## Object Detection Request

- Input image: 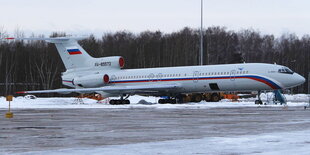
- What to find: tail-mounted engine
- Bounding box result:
[93,56,124,69]
[73,74,110,88]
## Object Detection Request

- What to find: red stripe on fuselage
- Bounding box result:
[68,51,82,55]
[243,77,277,89]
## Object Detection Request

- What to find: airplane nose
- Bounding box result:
[295,73,306,85]
[283,73,306,88]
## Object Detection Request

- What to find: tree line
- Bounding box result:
[0,27,309,96]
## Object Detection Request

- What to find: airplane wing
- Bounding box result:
[16,83,181,95]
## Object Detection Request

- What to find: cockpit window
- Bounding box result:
[278,67,294,74]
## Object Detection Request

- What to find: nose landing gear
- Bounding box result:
[255,90,263,105]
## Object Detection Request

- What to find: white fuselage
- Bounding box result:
[62,63,305,97]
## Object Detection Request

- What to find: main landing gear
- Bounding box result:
[158,94,189,104]
[109,99,130,105]
[158,93,222,104]
[109,94,130,105]
[255,90,263,105]
[158,98,177,104]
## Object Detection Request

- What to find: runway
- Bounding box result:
[1,106,310,154]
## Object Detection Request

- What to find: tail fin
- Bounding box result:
[5,37,94,70]
[51,38,93,70]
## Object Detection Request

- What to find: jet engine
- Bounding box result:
[73,74,110,88]
[93,56,125,69]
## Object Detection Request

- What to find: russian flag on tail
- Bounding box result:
[67,49,82,55]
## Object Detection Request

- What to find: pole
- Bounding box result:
[308,72,310,94]
[5,95,13,118]
[200,0,203,66]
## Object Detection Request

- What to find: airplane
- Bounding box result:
[5,37,305,104]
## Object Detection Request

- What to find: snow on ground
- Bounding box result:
[0,94,309,109]
[16,129,310,155]
[259,93,310,102]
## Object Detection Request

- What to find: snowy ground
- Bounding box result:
[0,94,309,109]
[16,130,310,155]
[0,94,309,155]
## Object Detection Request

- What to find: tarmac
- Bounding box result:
[1,107,310,153]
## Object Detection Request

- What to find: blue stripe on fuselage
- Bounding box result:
[110,75,281,89]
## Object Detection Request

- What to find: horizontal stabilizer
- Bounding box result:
[3,36,87,43]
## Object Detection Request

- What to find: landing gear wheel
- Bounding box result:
[109,99,130,105]
[122,100,130,104]
[255,100,263,105]
[191,94,203,103]
[158,99,177,104]
[255,90,263,105]
[116,100,121,105]
[211,93,220,102]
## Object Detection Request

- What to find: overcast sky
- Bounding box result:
[1,0,310,37]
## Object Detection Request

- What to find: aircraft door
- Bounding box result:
[230,70,236,81]
[230,70,236,90]
[110,75,117,85]
[193,71,199,83]
[156,73,163,82]
[148,73,155,82]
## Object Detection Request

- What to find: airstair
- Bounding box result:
[266,90,287,105]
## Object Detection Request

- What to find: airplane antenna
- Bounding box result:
[200,0,204,66]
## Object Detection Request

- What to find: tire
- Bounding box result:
[170,99,177,104]
[125,100,130,104]
[158,99,166,104]
[122,100,130,104]
[211,93,220,102]
[109,100,115,105]
[255,100,263,105]
[192,94,202,103]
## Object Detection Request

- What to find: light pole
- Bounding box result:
[200,0,203,66]
[308,72,310,94]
